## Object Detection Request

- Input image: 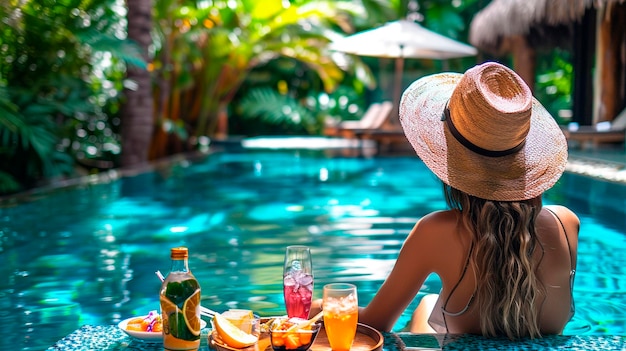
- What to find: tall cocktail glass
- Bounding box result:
[283,245,313,319]
[322,283,358,351]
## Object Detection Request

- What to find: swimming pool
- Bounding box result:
[1,146,625,350]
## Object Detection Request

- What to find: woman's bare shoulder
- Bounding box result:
[405,210,465,250]
[543,205,580,238]
[544,205,579,220]
[419,209,461,225]
[404,210,469,276]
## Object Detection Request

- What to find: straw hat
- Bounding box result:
[399,61,567,201]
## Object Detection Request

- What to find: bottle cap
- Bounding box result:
[171,247,189,259]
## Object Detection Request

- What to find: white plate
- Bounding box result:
[118,315,207,342]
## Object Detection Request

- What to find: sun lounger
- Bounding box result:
[359,128,408,153]
[324,101,393,139]
[562,109,626,149]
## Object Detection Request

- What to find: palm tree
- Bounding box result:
[121,0,155,167]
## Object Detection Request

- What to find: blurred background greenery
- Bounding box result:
[0,0,572,195]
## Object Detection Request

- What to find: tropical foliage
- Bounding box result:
[230,57,371,137]
[535,49,574,124]
[3,0,563,196]
[228,0,483,137]
[0,0,143,194]
[148,0,380,158]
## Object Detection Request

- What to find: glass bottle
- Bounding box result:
[160,247,202,350]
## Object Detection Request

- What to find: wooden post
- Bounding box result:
[572,7,596,126]
[597,2,626,123]
[509,35,536,92]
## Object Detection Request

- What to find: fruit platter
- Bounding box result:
[118,310,207,342]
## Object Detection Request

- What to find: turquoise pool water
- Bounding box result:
[1,148,625,350]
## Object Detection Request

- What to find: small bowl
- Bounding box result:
[269,317,321,351]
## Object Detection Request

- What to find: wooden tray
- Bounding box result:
[209,323,383,351]
[310,323,383,351]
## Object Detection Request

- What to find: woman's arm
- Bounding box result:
[357,213,447,331]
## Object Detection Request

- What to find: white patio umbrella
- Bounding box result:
[329,20,477,121]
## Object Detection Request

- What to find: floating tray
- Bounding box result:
[210,323,383,351]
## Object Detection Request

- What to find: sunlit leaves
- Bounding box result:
[151,0,358,139]
[238,87,321,135]
[248,0,286,20]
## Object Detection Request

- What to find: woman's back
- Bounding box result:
[357,205,579,335]
[410,205,578,335]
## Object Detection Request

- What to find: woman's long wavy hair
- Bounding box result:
[444,184,545,339]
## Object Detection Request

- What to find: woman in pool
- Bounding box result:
[312,62,579,339]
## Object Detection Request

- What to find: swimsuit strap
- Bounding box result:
[441,240,476,330]
[545,207,576,318]
[544,208,576,273]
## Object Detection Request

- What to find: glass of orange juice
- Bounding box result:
[322,283,358,351]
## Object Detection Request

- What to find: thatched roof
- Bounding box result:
[470,0,625,53]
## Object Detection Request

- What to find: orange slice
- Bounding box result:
[213,313,258,348]
[160,295,179,314]
[182,289,202,336]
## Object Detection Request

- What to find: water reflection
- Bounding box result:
[0,151,625,350]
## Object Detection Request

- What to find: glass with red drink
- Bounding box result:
[283,246,313,319]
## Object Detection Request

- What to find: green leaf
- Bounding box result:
[0,171,22,194]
